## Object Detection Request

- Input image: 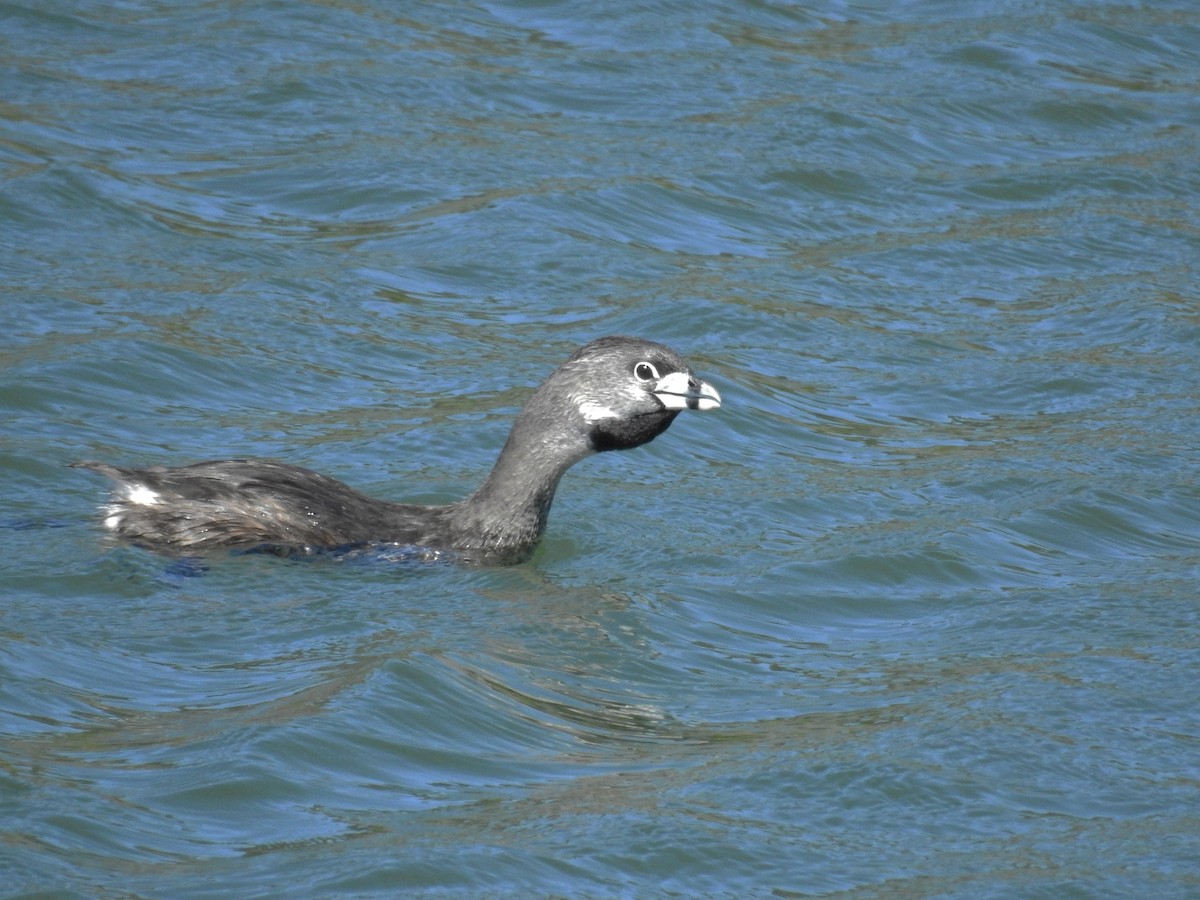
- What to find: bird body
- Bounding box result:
[75,336,721,564]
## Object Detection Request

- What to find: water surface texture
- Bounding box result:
[3,0,1200,896]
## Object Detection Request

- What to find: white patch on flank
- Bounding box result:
[124,484,160,506]
[102,505,123,530]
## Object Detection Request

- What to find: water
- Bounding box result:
[3,0,1200,895]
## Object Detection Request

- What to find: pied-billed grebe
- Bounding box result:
[74,336,721,564]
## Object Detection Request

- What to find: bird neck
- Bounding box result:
[454,400,594,553]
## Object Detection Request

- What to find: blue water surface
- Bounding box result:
[3,0,1200,896]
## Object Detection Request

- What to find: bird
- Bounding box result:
[73,335,721,564]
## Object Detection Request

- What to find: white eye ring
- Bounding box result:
[633,361,660,382]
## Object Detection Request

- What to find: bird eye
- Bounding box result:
[633,361,659,382]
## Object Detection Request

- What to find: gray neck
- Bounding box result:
[452,396,594,552]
